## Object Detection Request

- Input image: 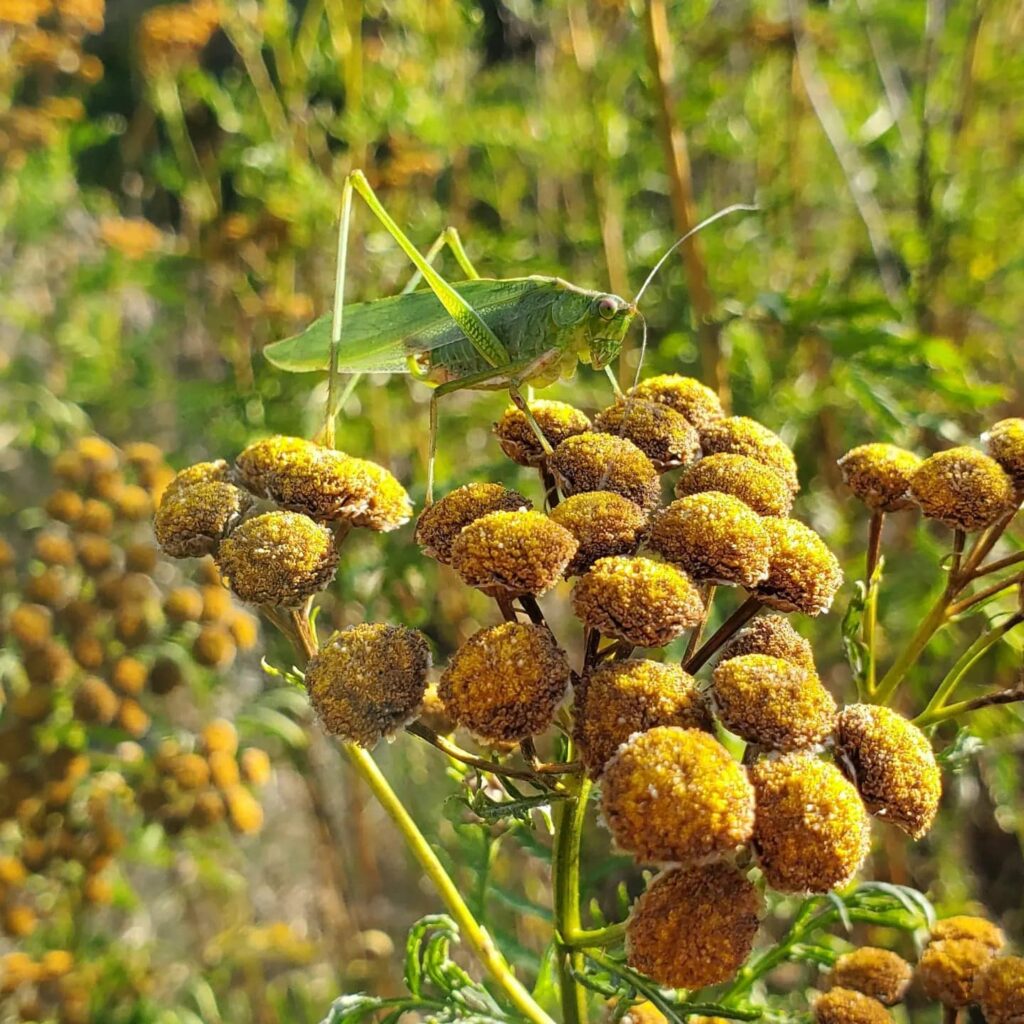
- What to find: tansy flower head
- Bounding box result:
[675,452,794,517]
[836,704,941,839]
[982,418,1024,491]
[572,556,704,648]
[33,531,76,566]
[415,482,531,564]
[719,614,816,672]
[217,511,338,606]
[627,375,724,432]
[192,625,236,668]
[931,916,1005,951]
[750,754,870,894]
[573,659,709,778]
[148,656,184,695]
[838,444,922,512]
[163,459,232,502]
[76,497,114,534]
[154,481,252,559]
[830,947,913,1005]
[73,676,119,726]
[908,447,1015,531]
[8,603,52,649]
[439,623,569,744]
[306,624,432,747]
[549,433,661,511]
[202,719,238,756]
[625,863,761,988]
[164,586,204,623]
[449,509,577,596]
[648,492,771,588]
[494,400,592,466]
[235,436,314,497]
[600,726,754,863]
[814,988,892,1024]
[225,785,263,834]
[549,491,648,576]
[76,533,115,575]
[972,956,1024,1024]
[917,939,994,1008]
[712,654,837,751]
[45,489,83,523]
[756,517,843,615]
[593,399,700,471]
[699,416,799,493]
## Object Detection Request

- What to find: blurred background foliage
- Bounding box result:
[1,0,1022,1020]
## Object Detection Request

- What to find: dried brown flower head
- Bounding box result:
[699,416,799,493]
[449,510,577,596]
[982,418,1024,491]
[917,939,994,1008]
[572,556,704,648]
[972,956,1024,1024]
[494,400,592,465]
[675,452,794,517]
[719,614,816,672]
[649,492,771,587]
[830,947,913,1005]
[756,517,843,615]
[593,399,700,471]
[549,491,648,576]
[306,623,432,747]
[217,511,338,606]
[600,726,754,863]
[814,988,892,1024]
[838,444,922,512]
[574,659,709,778]
[625,863,761,988]
[931,916,1005,951]
[439,623,569,744]
[836,704,941,839]
[549,433,661,511]
[154,481,252,558]
[908,447,1015,531]
[750,753,870,893]
[627,375,725,432]
[415,482,532,564]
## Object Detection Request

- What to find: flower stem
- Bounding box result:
[683,583,716,664]
[553,771,592,1024]
[915,613,1024,724]
[560,921,627,949]
[684,594,761,673]
[872,587,951,705]
[345,744,556,1024]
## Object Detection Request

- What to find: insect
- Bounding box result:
[264,169,752,501]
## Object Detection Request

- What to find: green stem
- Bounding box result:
[554,773,591,1024]
[915,613,1024,723]
[345,745,555,1024]
[863,512,884,696]
[560,921,627,949]
[872,586,951,705]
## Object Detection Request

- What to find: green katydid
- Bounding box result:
[264,169,754,501]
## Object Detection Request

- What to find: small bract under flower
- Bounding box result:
[549,433,661,511]
[982,418,1024,491]
[917,939,994,1008]
[572,556,704,648]
[216,511,338,606]
[931,916,1005,951]
[830,947,913,1005]
[627,375,725,432]
[756,517,843,616]
[625,862,761,989]
[675,452,794,517]
[838,443,922,512]
[750,753,870,894]
[836,704,941,839]
[449,509,577,596]
[415,483,532,565]
[154,481,252,559]
[438,622,570,744]
[600,726,754,863]
[972,956,1024,1024]
[699,416,799,493]
[719,614,816,672]
[493,400,591,466]
[549,491,648,576]
[573,659,709,778]
[593,399,700,472]
[712,654,837,751]
[648,492,771,588]
[908,446,1015,532]
[305,624,431,747]
[814,988,892,1024]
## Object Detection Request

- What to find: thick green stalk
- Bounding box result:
[345,745,555,1024]
[560,921,627,950]
[553,773,592,1024]
[916,613,1024,724]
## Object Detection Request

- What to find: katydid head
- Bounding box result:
[586,294,637,370]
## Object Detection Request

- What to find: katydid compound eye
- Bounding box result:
[597,296,618,319]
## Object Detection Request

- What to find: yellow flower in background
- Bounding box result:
[98,217,164,259]
[0,0,51,27]
[137,0,219,73]
[55,0,104,34]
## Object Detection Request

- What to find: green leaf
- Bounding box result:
[841,580,869,689]
[531,944,561,1016]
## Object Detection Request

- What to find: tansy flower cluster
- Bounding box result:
[0,436,271,989]
[809,913,1021,1024]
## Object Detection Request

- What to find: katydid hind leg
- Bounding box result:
[508,381,554,457]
